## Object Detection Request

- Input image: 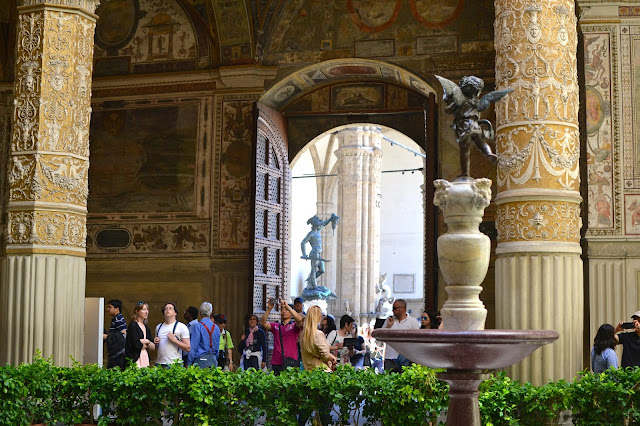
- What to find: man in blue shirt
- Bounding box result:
[183,306,199,364]
[187,302,220,368]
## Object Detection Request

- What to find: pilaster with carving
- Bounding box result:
[494,0,583,384]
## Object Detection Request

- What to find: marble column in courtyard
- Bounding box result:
[494,0,582,384]
[334,126,382,324]
[0,0,99,366]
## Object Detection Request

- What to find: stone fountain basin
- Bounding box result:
[371,329,559,370]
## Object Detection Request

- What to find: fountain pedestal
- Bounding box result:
[372,177,559,426]
[438,370,488,426]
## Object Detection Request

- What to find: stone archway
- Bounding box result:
[259,58,440,313]
[260,58,437,111]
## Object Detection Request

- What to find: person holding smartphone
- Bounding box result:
[614,311,640,368]
[261,298,303,375]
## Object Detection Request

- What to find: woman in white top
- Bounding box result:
[326,314,356,365]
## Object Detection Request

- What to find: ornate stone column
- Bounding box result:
[0,0,98,366]
[494,0,582,384]
[334,126,383,324]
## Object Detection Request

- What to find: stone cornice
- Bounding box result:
[586,240,640,258]
[19,0,99,14]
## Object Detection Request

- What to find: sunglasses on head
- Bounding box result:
[137,301,145,305]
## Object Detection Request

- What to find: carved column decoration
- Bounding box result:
[494,0,582,384]
[0,0,98,366]
[334,126,383,325]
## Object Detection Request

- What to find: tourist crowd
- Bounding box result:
[102,297,441,374]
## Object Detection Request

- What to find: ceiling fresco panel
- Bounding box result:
[94,0,212,76]
[263,0,493,66]
[211,0,253,63]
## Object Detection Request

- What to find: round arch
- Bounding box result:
[259,58,438,111]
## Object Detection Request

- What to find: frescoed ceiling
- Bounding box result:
[88,0,496,79]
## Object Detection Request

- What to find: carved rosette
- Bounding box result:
[494,0,581,246]
[9,3,96,255]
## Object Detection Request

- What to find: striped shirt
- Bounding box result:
[109,313,127,334]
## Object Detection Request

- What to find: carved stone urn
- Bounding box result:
[433,177,492,331]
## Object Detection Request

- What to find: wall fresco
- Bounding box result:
[88,103,199,213]
[584,32,616,232]
[214,95,258,251]
[625,195,640,235]
[86,222,209,254]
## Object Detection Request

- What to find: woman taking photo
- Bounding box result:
[125,301,155,367]
[591,323,618,373]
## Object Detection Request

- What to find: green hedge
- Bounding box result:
[2,355,640,425]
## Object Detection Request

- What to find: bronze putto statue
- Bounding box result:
[436,75,512,177]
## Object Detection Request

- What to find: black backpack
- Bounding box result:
[106,330,126,358]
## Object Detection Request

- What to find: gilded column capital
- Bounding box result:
[18,0,100,15]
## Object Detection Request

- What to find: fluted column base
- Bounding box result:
[0,254,86,366]
[495,252,582,385]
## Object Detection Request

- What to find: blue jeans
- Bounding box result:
[191,354,217,368]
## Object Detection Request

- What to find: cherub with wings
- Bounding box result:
[436,75,512,177]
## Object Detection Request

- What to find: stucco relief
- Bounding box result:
[214,95,258,252]
[497,201,580,243]
[588,240,640,258]
[582,29,619,235]
[496,124,579,190]
[7,210,86,248]
[494,0,579,193]
[9,154,88,205]
[8,7,95,252]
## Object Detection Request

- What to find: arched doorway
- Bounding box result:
[251,58,439,320]
[290,125,426,322]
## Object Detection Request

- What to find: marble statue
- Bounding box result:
[344,300,352,316]
[301,213,339,300]
[436,75,512,177]
[375,273,394,318]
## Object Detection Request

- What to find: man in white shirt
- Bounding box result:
[383,299,419,372]
[154,302,191,367]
